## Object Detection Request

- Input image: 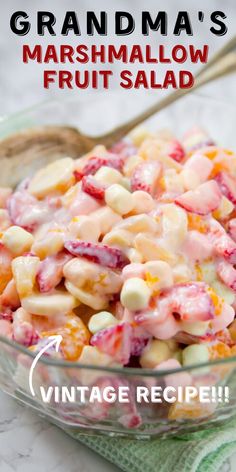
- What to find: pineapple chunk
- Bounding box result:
[12,256,40,298]
[3,226,34,256]
[32,231,64,259]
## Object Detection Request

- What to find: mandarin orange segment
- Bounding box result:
[208,342,232,360]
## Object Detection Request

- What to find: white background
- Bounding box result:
[0,1,235,471]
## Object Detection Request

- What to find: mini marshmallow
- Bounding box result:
[140,340,172,368]
[120,277,151,311]
[90,207,122,234]
[182,344,209,367]
[3,226,34,256]
[105,184,134,215]
[144,260,173,291]
[94,166,122,184]
[88,311,118,334]
[68,215,100,242]
[103,229,133,248]
[132,191,155,214]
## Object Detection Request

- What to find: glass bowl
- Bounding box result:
[0,91,236,439]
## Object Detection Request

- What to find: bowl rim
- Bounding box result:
[1,334,236,376]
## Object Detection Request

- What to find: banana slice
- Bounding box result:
[65,280,107,310]
[21,290,78,316]
[28,157,74,198]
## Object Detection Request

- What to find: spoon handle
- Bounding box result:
[99,41,236,147]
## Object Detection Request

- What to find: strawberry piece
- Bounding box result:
[167,139,185,162]
[210,226,236,264]
[0,311,13,322]
[110,140,137,158]
[217,260,236,291]
[137,282,215,327]
[82,154,124,176]
[175,180,221,215]
[13,322,39,347]
[7,190,51,231]
[90,323,133,364]
[215,172,236,205]
[64,240,129,269]
[130,334,150,357]
[37,253,71,293]
[183,231,213,262]
[82,157,107,175]
[105,153,124,171]
[131,161,162,195]
[81,175,106,200]
[8,191,36,229]
[82,377,113,421]
[112,378,142,428]
[73,170,83,182]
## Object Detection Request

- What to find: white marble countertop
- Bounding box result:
[0,1,236,471]
[0,391,120,472]
[0,389,235,472]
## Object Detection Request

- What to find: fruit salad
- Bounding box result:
[1,124,236,376]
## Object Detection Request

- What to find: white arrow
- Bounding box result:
[29,335,63,397]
